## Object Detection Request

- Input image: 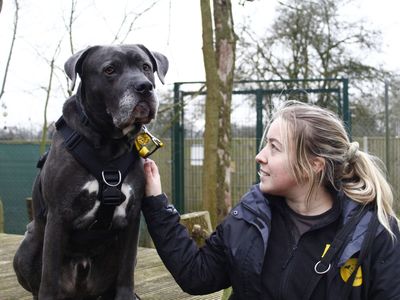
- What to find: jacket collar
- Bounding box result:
[338,191,381,265]
[233,185,381,266]
[231,184,271,253]
[233,184,271,222]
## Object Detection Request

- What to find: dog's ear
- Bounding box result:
[64,46,98,92]
[137,44,169,85]
[152,51,169,84]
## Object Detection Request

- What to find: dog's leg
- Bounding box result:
[13,221,44,295]
[38,211,68,300]
[114,204,141,300]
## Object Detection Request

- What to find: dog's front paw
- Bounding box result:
[114,287,136,300]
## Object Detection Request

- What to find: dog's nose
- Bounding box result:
[134,80,153,94]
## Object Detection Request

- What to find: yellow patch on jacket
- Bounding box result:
[340,258,362,287]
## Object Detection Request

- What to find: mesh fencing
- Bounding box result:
[1,83,399,236]
[0,143,39,234]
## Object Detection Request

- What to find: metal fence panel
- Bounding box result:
[2,79,399,235]
[1,137,399,235]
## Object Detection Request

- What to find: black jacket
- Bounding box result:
[142,185,400,299]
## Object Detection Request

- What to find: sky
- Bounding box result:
[0,0,399,130]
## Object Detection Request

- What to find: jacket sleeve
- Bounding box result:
[141,194,231,295]
[368,220,400,299]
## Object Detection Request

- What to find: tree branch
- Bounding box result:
[0,0,19,102]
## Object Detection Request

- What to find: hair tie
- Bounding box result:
[347,141,360,163]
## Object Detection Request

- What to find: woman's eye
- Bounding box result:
[104,65,115,75]
[270,143,281,152]
[143,64,151,72]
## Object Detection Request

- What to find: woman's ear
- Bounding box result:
[311,157,325,173]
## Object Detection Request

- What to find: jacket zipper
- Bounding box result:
[276,208,341,300]
[278,243,298,300]
[281,245,298,269]
[278,215,299,300]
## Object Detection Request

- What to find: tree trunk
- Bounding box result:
[200,0,236,227]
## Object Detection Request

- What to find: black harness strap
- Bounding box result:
[34,151,49,219]
[302,205,370,300]
[55,116,138,230]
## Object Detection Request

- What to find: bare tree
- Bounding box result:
[62,0,161,96]
[0,0,19,105]
[66,0,78,55]
[236,0,385,108]
[201,0,236,226]
[62,0,80,98]
[111,0,160,44]
[1,0,164,144]
[39,42,62,154]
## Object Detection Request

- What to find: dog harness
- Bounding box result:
[53,116,139,230]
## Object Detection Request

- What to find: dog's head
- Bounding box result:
[64,44,168,137]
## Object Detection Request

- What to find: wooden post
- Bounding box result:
[180,211,212,247]
[0,198,4,233]
[26,197,33,221]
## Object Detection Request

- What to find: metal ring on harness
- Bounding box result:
[314,260,331,274]
[102,170,122,187]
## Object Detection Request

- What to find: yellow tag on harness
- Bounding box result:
[135,126,164,158]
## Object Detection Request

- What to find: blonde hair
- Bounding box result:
[264,100,399,237]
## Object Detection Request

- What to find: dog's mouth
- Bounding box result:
[132,101,155,123]
[109,92,158,134]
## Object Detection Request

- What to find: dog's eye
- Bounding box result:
[104,65,115,75]
[143,64,151,72]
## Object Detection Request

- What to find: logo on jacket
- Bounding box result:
[340,258,362,287]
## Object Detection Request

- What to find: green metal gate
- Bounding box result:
[171,78,350,213]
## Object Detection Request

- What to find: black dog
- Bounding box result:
[13,44,168,300]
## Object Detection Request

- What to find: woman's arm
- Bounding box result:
[142,159,231,294]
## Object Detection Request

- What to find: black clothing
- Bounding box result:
[141,185,400,299]
[262,196,342,299]
[285,198,339,242]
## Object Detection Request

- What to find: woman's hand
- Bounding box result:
[143,158,162,197]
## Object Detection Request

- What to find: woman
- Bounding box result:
[142,100,400,299]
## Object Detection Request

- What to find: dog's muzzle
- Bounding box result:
[111,91,158,132]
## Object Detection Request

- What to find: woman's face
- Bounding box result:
[255,118,298,196]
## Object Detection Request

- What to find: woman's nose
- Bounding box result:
[255,147,267,164]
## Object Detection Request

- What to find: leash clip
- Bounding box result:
[135,126,164,158]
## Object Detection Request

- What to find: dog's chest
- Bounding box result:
[72,179,135,229]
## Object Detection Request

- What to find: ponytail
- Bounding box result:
[274,101,399,239]
[342,144,399,238]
